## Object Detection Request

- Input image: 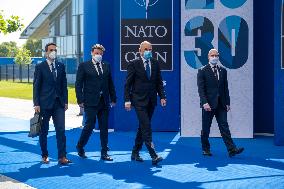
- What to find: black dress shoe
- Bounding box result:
[202,150,212,156]
[229,147,244,157]
[131,154,144,162]
[76,145,87,158]
[152,156,163,165]
[101,154,113,161]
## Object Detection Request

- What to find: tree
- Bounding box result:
[23,39,42,57]
[0,41,19,57]
[14,47,32,65]
[0,10,23,34]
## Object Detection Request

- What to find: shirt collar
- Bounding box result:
[141,56,150,64]
[47,59,55,66]
[92,59,102,65]
[209,62,218,68]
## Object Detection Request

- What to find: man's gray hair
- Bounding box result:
[139,41,151,49]
[208,48,219,55]
[92,44,105,52]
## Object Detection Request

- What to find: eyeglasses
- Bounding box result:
[50,49,57,52]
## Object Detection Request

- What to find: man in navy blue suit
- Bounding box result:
[124,41,166,165]
[75,44,116,161]
[197,49,244,157]
[33,43,71,165]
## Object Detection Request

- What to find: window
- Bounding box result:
[60,11,66,36]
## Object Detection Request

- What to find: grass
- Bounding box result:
[0,81,77,104]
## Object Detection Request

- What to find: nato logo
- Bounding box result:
[134,0,159,19]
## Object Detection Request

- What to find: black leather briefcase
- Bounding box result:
[28,112,42,138]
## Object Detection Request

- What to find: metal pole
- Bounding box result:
[28,64,30,83]
[13,64,15,82]
[76,14,81,68]
[20,64,22,83]
[6,64,8,81]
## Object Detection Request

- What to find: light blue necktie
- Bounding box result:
[145,60,150,79]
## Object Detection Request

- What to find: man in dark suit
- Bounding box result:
[197,49,244,157]
[124,41,166,165]
[33,42,71,165]
[75,44,116,161]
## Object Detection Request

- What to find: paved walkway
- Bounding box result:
[0,97,82,188]
[0,175,35,189]
[0,97,83,132]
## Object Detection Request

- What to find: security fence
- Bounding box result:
[0,64,35,83]
[0,62,78,84]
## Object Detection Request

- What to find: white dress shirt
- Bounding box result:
[47,59,57,77]
[209,63,219,80]
[141,56,151,76]
[92,59,103,75]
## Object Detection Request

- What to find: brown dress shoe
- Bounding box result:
[58,157,72,165]
[42,156,50,164]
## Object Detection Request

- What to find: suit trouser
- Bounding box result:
[201,102,236,151]
[40,98,66,159]
[77,97,109,155]
[133,103,157,158]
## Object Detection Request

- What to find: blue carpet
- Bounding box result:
[0,120,284,188]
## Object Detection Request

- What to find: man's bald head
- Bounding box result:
[139,41,152,57]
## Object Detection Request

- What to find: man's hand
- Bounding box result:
[161,99,167,107]
[226,105,230,112]
[34,106,40,113]
[79,103,84,108]
[110,102,116,108]
[125,103,131,111]
[203,103,211,111]
[65,104,68,111]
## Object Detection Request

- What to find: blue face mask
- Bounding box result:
[209,57,219,64]
[143,50,152,60]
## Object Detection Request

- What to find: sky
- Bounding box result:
[0,0,50,46]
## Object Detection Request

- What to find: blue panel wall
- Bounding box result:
[83,0,98,61]
[253,1,275,134]
[274,0,284,145]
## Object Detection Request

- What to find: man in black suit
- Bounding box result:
[33,42,71,165]
[75,44,116,161]
[197,49,244,157]
[124,41,166,165]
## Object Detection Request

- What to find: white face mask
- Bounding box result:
[48,51,57,60]
[92,54,102,63]
[209,57,219,64]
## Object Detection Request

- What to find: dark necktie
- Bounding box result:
[145,60,150,79]
[96,62,103,76]
[51,63,56,80]
[213,65,218,80]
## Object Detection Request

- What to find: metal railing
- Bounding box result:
[0,64,36,83]
[0,62,78,84]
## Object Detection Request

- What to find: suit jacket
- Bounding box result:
[197,64,230,109]
[33,60,68,109]
[75,60,116,107]
[124,57,166,107]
